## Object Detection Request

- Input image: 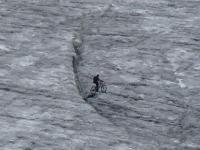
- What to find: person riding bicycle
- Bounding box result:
[93,74,100,92]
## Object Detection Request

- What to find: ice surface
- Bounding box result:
[0,1,131,150]
[0,0,200,150]
[77,0,200,149]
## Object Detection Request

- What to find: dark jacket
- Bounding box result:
[93,75,99,83]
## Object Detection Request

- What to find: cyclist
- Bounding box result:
[93,74,100,92]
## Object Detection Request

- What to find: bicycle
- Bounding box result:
[89,80,107,95]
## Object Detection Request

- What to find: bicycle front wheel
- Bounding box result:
[101,85,107,93]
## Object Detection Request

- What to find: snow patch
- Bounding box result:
[11,56,38,68]
[0,69,8,76]
[193,64,200,70]
[0,44,10,51]
[113,143,134,150]
[177,79,186,88]
[120,74,138,83]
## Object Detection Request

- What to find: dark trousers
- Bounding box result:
[94,82,99,92]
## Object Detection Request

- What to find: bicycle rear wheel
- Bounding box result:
[90,85,96,95]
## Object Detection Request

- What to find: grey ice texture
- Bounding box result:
[0,0,200,150]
